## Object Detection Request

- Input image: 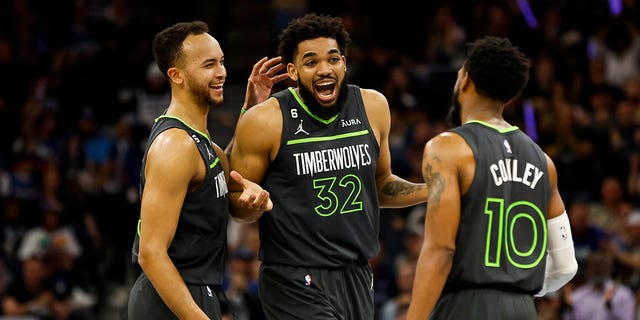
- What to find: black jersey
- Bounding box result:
[131,115,229,285]
[445,121,551,295]
[260,85,380,268]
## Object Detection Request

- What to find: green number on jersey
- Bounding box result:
[312,174,363,216]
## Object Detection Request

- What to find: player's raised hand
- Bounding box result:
[243,56,290,110]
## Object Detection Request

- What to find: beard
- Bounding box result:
[297,75,349,120]
[446,89,462,127]
[186,74,223,108]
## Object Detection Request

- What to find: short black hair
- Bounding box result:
[152,21,209,77]
[277,13,351,65]
[464,36,530,102]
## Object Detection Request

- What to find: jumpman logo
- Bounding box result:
[295,120,309,135]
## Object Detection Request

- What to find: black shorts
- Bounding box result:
[431,288,536,320]
[127,273,222,319]
[259,262,374,320]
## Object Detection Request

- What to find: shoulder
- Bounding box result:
[240,96,282,128]
[147,128,200,166]
[150,127,196,152]
[424,131,472,163]
[235,97,283,152]
[359,88,390,129]
[360,88,389,110]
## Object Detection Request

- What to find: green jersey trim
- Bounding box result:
[209,157,220,169]
[155,115,212,143]
[465,120,519,133]
[287,129,370,145]
[289,87,340,124]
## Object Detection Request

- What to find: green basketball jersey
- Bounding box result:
[445,121,551,294]
[131,115,229,285]
[259,85,380,268]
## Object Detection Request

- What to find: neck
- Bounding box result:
[461,95,509,128]
[166,100,209,134]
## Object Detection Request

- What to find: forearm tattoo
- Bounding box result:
[423,157,445,206]
[381,181,421,196]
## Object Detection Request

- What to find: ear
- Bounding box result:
[287,63,298,81]
[460,72,470,92]
[167,67,183,85]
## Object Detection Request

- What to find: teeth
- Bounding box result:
[316,81,333,86]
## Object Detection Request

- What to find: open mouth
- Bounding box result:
[314,80,336,103]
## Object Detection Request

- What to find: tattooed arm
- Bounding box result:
[361,88,429,208]
[407,132,473,320]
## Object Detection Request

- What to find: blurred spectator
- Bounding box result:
[603,210,640,292]
[590,176,629,234]
[0,1,638,319]
[393,204,425,272]
[1,197,28,272]
[224,246,264,320]
[379,259,416,320]
[1,256,74,320]
[118,62,170,129]
[17,208,81,273]
[424,3,466,68]
[562,251,635,320]
[592,18,640,89]
[568,199,610,281]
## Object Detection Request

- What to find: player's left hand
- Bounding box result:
[230,170,273,212]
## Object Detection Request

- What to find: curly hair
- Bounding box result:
[464,36,530,102]
[277,13,352,65]
[152,21,209,77]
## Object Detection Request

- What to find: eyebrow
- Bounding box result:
[202,56,223,65]
[301,49,341,60]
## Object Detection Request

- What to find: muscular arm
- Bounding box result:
[228,99,281,223]
[137,129,209,319]
[407,132,469,320]
[361,89,428,207]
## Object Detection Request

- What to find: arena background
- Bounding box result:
[1,0,639,319]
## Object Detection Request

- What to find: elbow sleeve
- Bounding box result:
[535,212,578,297]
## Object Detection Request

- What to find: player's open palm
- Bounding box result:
[230,170,273,212]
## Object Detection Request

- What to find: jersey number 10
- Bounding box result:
[484,198,547,269]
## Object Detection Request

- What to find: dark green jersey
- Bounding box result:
[131,115,229,285]
[445,121,551,295]
[260,85,380,268]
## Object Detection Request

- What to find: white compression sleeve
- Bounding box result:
[535,211,578,297]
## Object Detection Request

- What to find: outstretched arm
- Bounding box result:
[213,143,272,219]
[226,56,289,155]
[362,89,428,207]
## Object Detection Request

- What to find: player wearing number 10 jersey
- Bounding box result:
[228,13,428,320]
[407,37,578,320]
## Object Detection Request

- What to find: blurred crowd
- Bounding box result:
[1,0,640,319]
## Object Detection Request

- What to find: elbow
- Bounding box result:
[137,244,162,272]
[546,258,578,293]
[560,259,579,281]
